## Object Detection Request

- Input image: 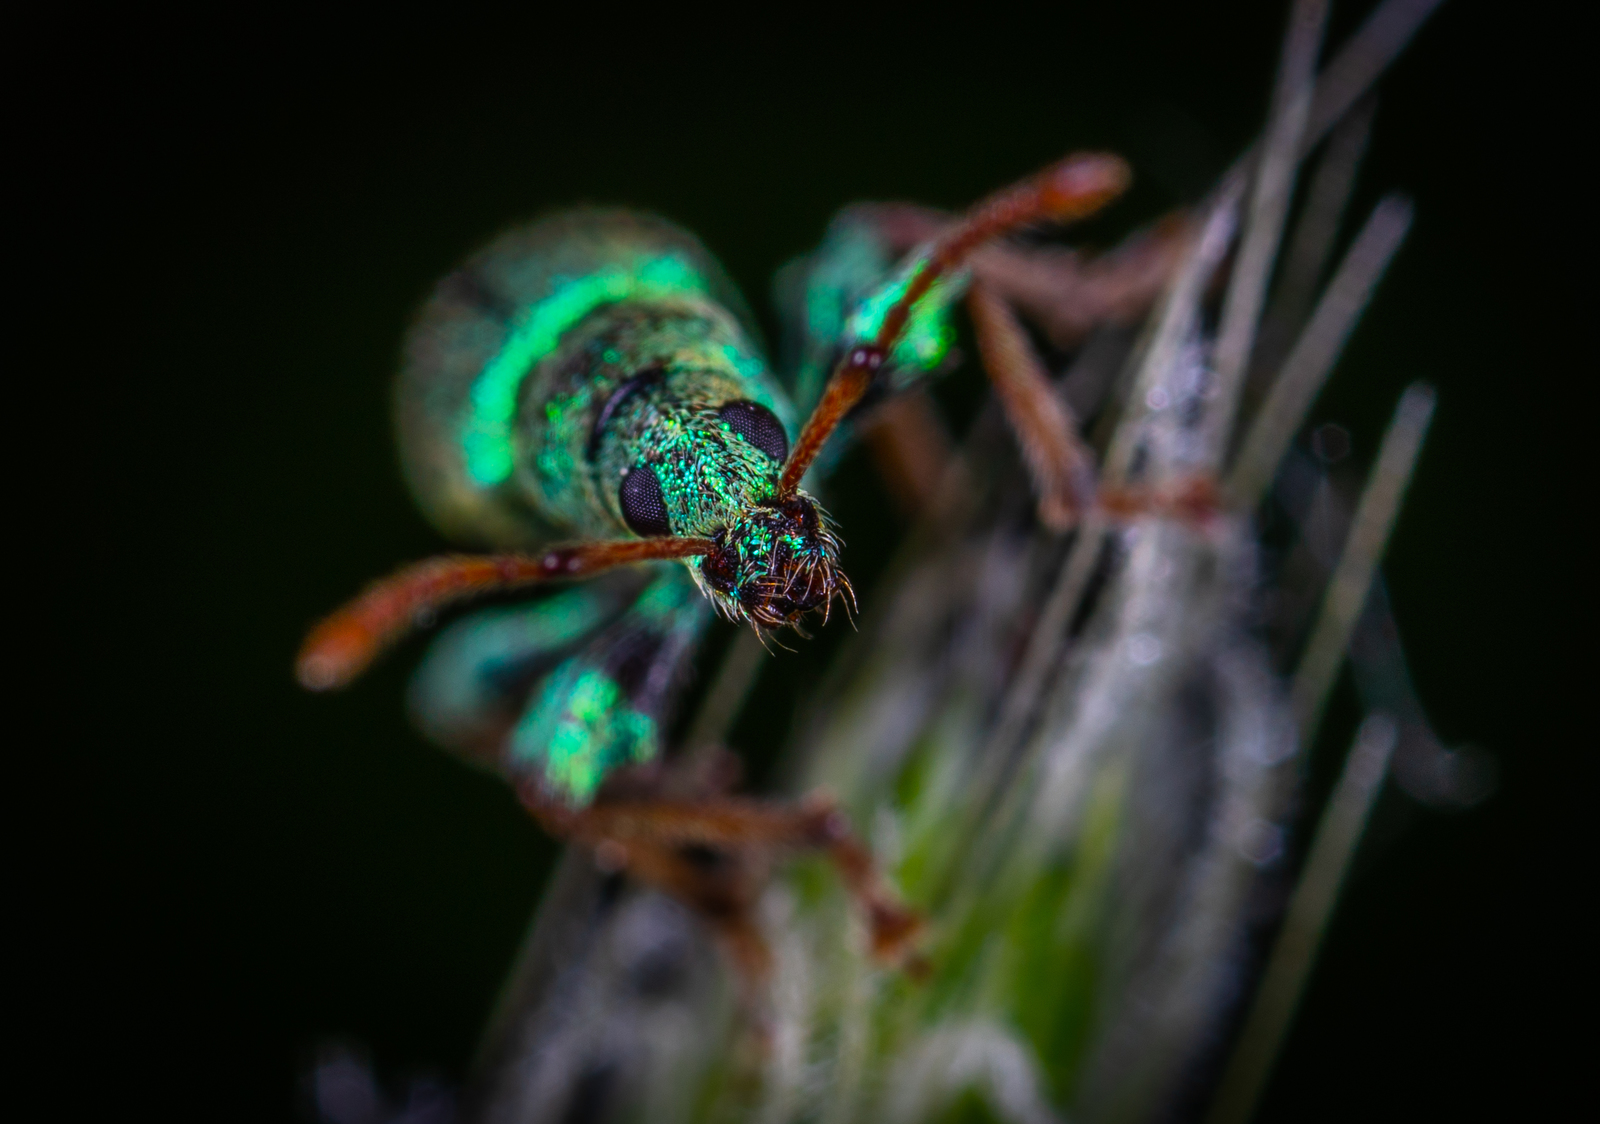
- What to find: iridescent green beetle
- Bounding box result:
[297,154,1142,971]
[398,208,840,623]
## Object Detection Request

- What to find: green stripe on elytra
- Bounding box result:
[844,262,959,375]
[462,253,709,486]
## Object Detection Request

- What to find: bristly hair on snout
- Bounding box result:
[691,493,855,631]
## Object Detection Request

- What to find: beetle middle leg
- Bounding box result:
[967,263,1225,530]
[966,280,1101,529]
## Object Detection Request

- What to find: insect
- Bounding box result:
[295,151,1190,981]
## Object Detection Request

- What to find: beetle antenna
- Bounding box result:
[296,537,714,690]
[778,151,1131,497]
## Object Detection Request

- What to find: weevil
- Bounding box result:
[296,152,1199,980]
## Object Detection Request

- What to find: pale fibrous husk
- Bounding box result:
[452,3,1478,1122]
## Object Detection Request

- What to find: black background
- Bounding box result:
[41,1,1579,1119]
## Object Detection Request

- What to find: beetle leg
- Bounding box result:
[529,790,922,969]
[778,153,1131,496]
[588,826,776,988]
[865,203,1192,352]
[297,536,713,690]
[856,388,955,519]
[967,281,1100,530]
[968,279,1221,532]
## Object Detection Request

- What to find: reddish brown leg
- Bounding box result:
[778,153,1131,497]
[866,203,1193,352]
[976,215,1194,351]
[1099,475,1223,526]
[296,536,713,690]
[588,825,776,987]
[967,282,1099,530]
[528,790,923,976]
[965,281,1221,531]
[856,388,956,518]
[821,830,925,963]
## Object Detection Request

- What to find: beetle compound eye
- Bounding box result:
[619,465,672,537]
[717,401,789,464]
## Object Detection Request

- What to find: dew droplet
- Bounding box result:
[1127,632,1163,666]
